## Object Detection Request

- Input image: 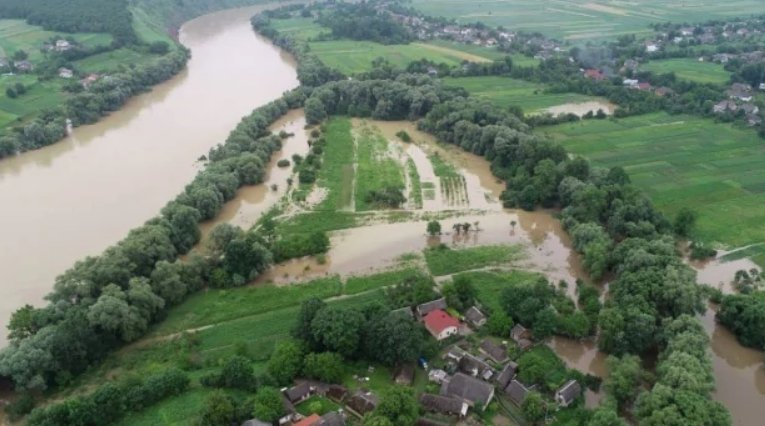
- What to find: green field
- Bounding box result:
[425,244,526,276]
[74,48,160,73]
[641,58,731,84]
[411,0,765,41]
[0,19,113,62]
[540,113,765,265]
[444,76,605,113]
[353,124,406,211]
[0,74,64,128]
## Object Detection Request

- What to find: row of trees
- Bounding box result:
[315,1,414,45]
[0,91,306,391]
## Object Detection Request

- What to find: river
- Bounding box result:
[0,4,298,343]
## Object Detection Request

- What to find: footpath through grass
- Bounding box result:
[541,112,765,264]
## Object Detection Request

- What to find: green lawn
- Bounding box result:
[0,19,112,62]
[443,76,604,114]
[269,16,329,41]
[455,269,542,312]
[411,0,765,41]
[74,48,160,73]
[424,244,526,276]
[307,39,492,75]
[0,74,65,127]
[642,58,731,84]
[540,112,765,265]
[316,117,355,211]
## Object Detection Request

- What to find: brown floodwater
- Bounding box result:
[543,100,616,117]
[0,4,298,343]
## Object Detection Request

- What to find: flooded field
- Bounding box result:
[544,100,616,117]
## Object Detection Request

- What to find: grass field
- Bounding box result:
[353,124,406,211]
[540,112,765,265]
[411,0,765,41]
[317,117,356,211]
[444,76,604,113]
[425,244,525,276]
[0,74,65,128]
[642,58,731,84]
[0,20,112,62]
[74,48,160,73]
[456,269,541,312]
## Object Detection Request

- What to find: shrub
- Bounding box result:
[277,159,291,168]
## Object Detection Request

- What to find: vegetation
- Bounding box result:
[424,244,524,275]
[641,58,731,84]
[354,125,406,211]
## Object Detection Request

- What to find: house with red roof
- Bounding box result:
[584,69,605,81]
[293,414,322,426]
[423,309,459,340]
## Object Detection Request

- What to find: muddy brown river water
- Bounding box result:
[0,4,298,343]
[0,4,762,423]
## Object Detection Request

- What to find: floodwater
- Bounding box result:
[0,4,298,342]
[543,100,616,117]
[693,257,765,426]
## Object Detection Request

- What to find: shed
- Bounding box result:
[347,390,377,416]
[495,361,518,390]
[504,379,530,406]
[510,324,530,342]
[555,379,582,407]
[464,306,487,328]
[479,339,508,364]
[394,364,415,386]
[419,393,468,417]
[416,298,447,318]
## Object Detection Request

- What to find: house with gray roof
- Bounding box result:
[504,379,531,406]
[347,390,378,416]
[318,411,346,426]
[479,339,508,364]
[416,298,447,318]
[458,352,494,380]
[555,379,582,407]
[464,306,486,328]
[284,382,313,404]
[419,393,469,417]
[440,372,495,407]
[241,419,271,426]
[495,361,518,390]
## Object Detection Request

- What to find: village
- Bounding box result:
[239,294,586,426]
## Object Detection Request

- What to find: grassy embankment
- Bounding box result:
[641,58,731,84]
[540,112,765,265]
[411,0,765,41]
[443,76,607,114]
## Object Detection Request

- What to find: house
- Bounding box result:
[347,390,378,416]
[740,103,760,115]
[637,82,652,91]
[294,414,322,426]
[428,369,449,384]
[464,306,486,328]
[445,346,467,362]
[458,352,494,380]
[80,73,99,89]
[423,309,459,340]
[584,69,605,81]
[621,59,639,73]
[510,324,531,342]
[714,100,738,114]
[325,385,348,402]
[416,298,447,318]
[58,67,73,79]
[440,373,495,407]
[14,60,33,72]
[759,83,765,91]
[495,361,518,390]
[426,67,438,77]
[622,79,639,88]
[284,382,313,404]
[747,114,762,126]
[394,364,415,386]
[727,83,753,102]
[713,53,734,64]
[645,43,659,53]
[55,39,72,52]
[555,379,582,407]
[478,340,509,364]
[241,419,271,426]
[419,393,469,417]
[318,412,346,426]
[504,379,531,406]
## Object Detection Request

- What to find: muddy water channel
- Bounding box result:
[0,4,298,342]
[543,100,616,117]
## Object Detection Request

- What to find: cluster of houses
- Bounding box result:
[713,82,762,125]
[0,59,34,73]
[582,67,674,97]
[242,381,349,426]
[43,39,75,53]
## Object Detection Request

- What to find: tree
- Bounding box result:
[218,355,257,390]
[311,306,364,358]
[717,294,765,349]
[362,416,395,426]
[293,298,327,350]
[673,207,697,238]
[305,97,327,124]
[521,391,546,425]
[12,49,27,61]
[452,223,461,234]
[373,386,418,426]
[363,313,423,366]
[196,391,238,426]
[6,87,17,99]
[252,387,285,423]
[605,355,642,409]
[303,352,344,383]
[441,276,477,312]
[267,340,304,385]
[487,311,513,337]
[426,220,441,236]
[589,406,627,426]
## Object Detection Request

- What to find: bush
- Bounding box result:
[395,130,412,142]
[365,186,405,208]
[277,159,291,168]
